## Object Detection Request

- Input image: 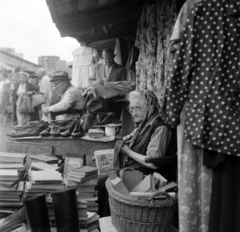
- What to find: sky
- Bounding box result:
[0,0,80,64]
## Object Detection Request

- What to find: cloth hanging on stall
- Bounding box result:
[72,46,98,88]
[162,0,240,231]
[135,0,176,105]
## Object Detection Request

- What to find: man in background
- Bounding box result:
[92,48,127,85]
[38,68,52,122]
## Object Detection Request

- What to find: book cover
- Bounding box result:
[70,166,98,177]
[30,170,62,182]
[94,149,114,175]
[31,162,57,171]
[30,154,58,164]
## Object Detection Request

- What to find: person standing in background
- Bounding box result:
[38,68,52,122]
[13,72,39,126]
[0,71,11,126]
[11,67,21,125]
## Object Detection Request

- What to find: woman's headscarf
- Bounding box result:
[129,90,161,147]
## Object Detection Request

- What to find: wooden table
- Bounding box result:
[13,135,119,165]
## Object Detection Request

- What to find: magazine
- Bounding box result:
[94,149,114,175]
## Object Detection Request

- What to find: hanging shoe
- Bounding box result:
[24,194,51,232]
[50,126,60,137]
[71,120,84,138]
[51,188,79,232]
[60,120,76,137]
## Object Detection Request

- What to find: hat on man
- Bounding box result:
[50,71,70,82]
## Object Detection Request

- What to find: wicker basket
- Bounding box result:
[106,179,177,232]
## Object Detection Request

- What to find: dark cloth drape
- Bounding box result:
[203,150,240,232]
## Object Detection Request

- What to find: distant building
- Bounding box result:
[0,47,24,59]
[38,56,67,72]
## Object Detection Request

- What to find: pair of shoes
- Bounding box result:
[24,189,79,232]
[60,119,84,138]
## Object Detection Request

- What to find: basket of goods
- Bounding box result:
[105,170,178,232]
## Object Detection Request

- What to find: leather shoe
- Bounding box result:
[50,126,60,137]
[40,127,51,137]
[71,120,84,138]
[60,120,76,137]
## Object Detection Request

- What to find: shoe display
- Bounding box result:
[24,194,51,232]
[60,120,76,137]
[71,120,84,138]
[50,126,60,137]
[7,121,46,138]
[51,188,79,232]
[40,127,51,137]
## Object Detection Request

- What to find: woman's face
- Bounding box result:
[19,74,27,84]
[129,96,147,124]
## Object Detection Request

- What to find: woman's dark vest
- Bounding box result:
[125,116,165,175]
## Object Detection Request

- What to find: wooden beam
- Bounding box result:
[57,4,142,36]
[76,20,137,44]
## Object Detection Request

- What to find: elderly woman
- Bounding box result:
[98,89,172,217]
[13,72,39,126]
[0,71,11,126]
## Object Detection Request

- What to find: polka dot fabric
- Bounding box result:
[163,0,240,156]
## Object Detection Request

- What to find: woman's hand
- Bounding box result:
[120,144,132,156]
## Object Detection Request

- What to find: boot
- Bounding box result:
[60,120,76,137]
[51,188,79,232]
[71,120,84,138]
[24,194,51,232]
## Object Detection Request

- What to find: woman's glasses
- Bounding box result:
[128,107,143,115]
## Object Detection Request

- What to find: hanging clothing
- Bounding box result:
[162,0,240,156]
[72,46,98,88]
[170,0,202,44]
[162,1,240,232]
[135,1,176,105]
[177,105,212,232]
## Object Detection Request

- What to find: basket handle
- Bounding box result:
[148,191,176,206]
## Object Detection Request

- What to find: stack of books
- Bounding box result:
[26,170,64,197]
[0,152,26,211]
[30,154,58,171]
[0,152,26,177]
[66,166,98,183]
[46,197,99,232]
[88,128,105,138]
[0,180,25,211]
[80,211,99,232]
[65,166,98,213]
[30,154,58,165]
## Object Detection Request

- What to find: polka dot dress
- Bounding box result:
[164,0,240,156]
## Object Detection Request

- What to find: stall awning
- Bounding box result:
[46,0,153,46]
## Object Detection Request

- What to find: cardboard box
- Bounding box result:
[110,177,129,196]
[130,174,153,193]
[120,169,143,191]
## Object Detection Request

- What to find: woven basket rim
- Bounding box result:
[106,178,177,208]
